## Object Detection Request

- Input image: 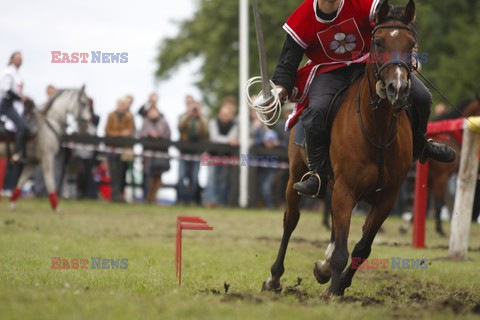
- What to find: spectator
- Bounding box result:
[204,101,238,207]
[138,93,158,118]
[120,94,135,197]
[46,84,56,98]
[140,103,171,203]
[177,96,208,205]
[105,97,135,202]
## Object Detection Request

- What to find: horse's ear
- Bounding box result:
[376,0,390,23]
[80,84,86,95]
[404,0,416,23]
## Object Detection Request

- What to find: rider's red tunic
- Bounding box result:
[285,0,379,129]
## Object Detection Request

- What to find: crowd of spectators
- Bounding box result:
[1,84,290,208]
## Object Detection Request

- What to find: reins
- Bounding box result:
[356,21,415,192]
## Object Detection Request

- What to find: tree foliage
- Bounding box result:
[156,0,480,113]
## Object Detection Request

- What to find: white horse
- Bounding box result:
[10,86,91,211]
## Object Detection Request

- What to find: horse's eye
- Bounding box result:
[374,38,384,48]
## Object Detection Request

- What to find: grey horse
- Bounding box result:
[10,86,91,211]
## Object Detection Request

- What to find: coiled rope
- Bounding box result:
[245,76,283,126]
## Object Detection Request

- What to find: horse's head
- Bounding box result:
[372,0,417,106]
[70,85,91,124]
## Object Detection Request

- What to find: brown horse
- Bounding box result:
[428,96,480,235]
[263,0,418,296]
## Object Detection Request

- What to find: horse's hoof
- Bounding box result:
[313,260,331,284]
[9,202,16,211]
[262,277,282,293]
[323,286,344,298]
[322,287,332,298]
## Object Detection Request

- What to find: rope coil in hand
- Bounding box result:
[245,76,283,126]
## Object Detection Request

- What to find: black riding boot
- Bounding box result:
[413,131,456,164]
[293,131,328,198]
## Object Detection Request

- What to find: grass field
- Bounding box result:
[1,199,480,319]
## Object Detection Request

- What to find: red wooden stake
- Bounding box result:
[413,161,429,248]
[176,216,213,286]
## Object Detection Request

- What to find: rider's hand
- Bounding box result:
[21,96,28,103]
[276,85,288,104]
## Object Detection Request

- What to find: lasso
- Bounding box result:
[245,76,283,126]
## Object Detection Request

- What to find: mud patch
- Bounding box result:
[440,296,467,314]
[221,293,264,304]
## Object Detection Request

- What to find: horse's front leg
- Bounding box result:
[41,155,59,211]
[339,193,397,293]
[262,174,302,292]
[324,182,356,296]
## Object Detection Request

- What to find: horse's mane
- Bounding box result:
[41,88,79,114]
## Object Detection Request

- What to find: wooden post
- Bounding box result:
[413,161,429,248]
[449,118,480,260]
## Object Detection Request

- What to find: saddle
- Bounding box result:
[294,68,365,147]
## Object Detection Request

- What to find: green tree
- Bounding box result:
[156,0,480,113]
[155,0,299,112]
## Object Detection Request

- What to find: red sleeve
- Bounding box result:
[352,0,381,23]
[283,0,316,50]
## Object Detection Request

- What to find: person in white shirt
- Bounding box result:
[0,52,27,162]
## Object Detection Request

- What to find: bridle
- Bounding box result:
[370,23,415,85]
[356,20,417,193]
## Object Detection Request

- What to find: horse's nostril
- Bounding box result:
[387,83,396,95]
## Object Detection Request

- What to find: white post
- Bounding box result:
[449,118,480,260]
[239,0,250,208]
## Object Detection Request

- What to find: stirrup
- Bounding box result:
[297,171,322,198]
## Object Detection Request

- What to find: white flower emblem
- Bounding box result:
[329,33,357,55]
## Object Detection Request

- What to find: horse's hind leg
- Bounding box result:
[262,156,306,292]
[10,164,35,210]
[338,193,398,293]
[41,155,59,211]
[434,196,446,237]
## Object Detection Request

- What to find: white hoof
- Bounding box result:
[9,202,16,211]
[262,277,282,293]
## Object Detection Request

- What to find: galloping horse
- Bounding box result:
[263,1,418,296]
[9,86,91,211]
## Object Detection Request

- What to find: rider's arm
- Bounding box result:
[271,34,305,100]
[0,74,20,101]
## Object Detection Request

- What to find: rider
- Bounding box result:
[272,0,456,197]
[0,51,28,163]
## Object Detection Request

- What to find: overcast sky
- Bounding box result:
[0,0,202,139]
